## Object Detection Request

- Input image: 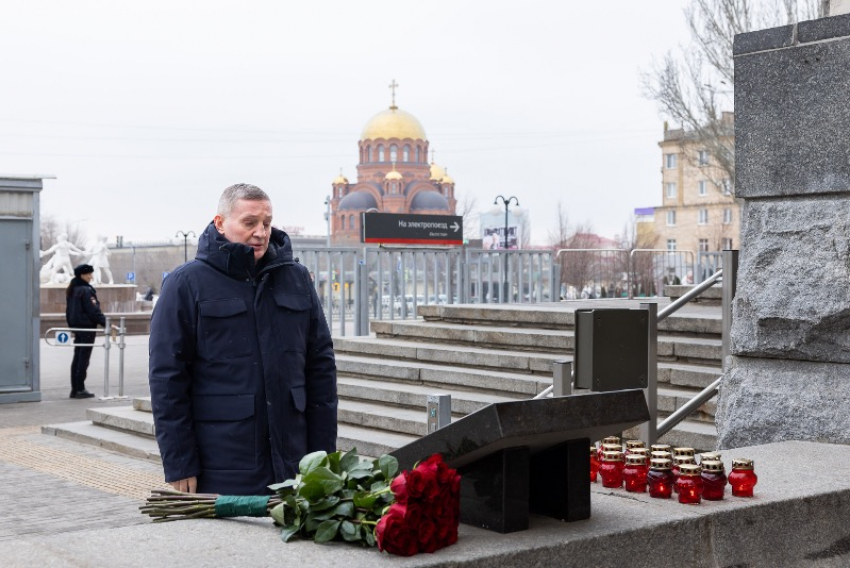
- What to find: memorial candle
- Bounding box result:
[676,464,703,504]
[728,458,758,497]
[623,454,649,493]
[590,445,600,483]
[700,460,727,501]
[599,451,624,489]
[648,458,674,499]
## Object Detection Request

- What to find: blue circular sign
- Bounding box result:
[56,332,70,344]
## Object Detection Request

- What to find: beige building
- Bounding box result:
[651,113,740,261]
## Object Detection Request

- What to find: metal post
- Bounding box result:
[638,303,658,445]
[118,317,126,397]
[102,316,111,399]
[721,249,738,370]
[426,394,451,433]
[355,261,369,336]
[552,360,572,397]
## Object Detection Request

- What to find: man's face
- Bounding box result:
[214,198,273,262]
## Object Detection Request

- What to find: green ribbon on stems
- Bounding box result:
[214,495,272,517]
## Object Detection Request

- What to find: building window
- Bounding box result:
[665,153,677,169]
[340,215,346,230]
[698,150,709,166]
[722,238,733,250]
[666,210,676,226]
[722,179,732,195]
[403,145,410,162]
[349,215,355,230]
[698,180,707,196]
[667,239,677,252]
[416,146,421,162]
[390,145,398,162]
[698,209,709,225]
[723,208,732,224]
[699,238,710,252]
[666,183,677,199]
[338,187,343,198]
[368,146,373,162]
[378,145,385,162]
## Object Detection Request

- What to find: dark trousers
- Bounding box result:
[71,331,96,393]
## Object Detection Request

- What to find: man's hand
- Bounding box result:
[169,476,197,493]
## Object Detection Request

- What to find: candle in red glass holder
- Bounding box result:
[651,444,672,456]
[623,454,649,493]
[700,460,727,501]
[630,448,650,465]
[672,455,696,493]
[728,458,758,497]
[672,447,695,459]
[625,439,645,455]
[676,464,703,504]
[650,450,672,464]
[598,438,621,461]
[699,452,722,465]
[648,458,674,499]
[599,451,624,488]
[590,445,600,482]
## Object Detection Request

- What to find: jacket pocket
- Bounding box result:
[198,298,252,358]
[290,385,306,412]
[193,394,256,471]
[274,292,311,352]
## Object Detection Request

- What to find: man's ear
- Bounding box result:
[213,215,225,234]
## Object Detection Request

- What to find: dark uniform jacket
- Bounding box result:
[66,278,106,329]
[148,223,337,495]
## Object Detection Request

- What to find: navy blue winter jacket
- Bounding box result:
[148,222,337,494]
[66,278,106,329]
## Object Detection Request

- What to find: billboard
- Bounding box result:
[361,213,463,245]
[479,211,523,250]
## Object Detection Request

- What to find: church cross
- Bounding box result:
[389,79,399,108]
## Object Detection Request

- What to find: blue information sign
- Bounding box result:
[56,331,70,344]
[127,271,135,282]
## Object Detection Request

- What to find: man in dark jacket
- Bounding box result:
[66,263,106,399]
[148,183,337,495]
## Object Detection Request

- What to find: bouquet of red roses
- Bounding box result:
[141,449,461,557]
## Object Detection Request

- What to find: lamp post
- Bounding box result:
[493,195,519,303]
[175,230,196,263]
[324,196,332,248]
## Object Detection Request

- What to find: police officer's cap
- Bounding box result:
[74,264,95,277]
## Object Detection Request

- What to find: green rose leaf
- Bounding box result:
[327,451,342,475]
[269,503,286,526]
[314,519,341,543]
[339,448,360,472]
[310,495,340,512]
[364,527,376,547]
[340,520,359,542]
[303,467,344,496]
[304,515,321,534]
[378,455,399,480]
[353,492,378,509]
[279,523,301,543]
[298,481,326,502]
[299,451,329,475]
[333,501,354,518]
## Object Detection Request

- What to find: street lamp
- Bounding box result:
[324,196,331,248]
[175,230,196,263]
[493,195,519,303]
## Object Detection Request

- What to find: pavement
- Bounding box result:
[4,327,850,566]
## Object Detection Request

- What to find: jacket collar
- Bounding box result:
[195,222,293,278]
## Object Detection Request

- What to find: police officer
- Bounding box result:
[66,264,106,399]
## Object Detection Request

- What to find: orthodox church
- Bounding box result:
[329,83,457,244]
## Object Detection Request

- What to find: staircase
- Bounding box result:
[43,298,723,461]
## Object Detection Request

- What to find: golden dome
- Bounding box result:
[361,106,427,141]
[384,170,403,181]
[441,174,455,184]
[333,174,348,185]
[429,162,446,181]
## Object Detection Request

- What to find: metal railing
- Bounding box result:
[293,246,557,337]
[43,316,129,399]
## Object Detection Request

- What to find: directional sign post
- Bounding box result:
[361,213,463,245]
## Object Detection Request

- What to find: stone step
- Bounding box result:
[42,420,162,462]
[87,406,155,437]
[370,320,722,364]
[338,376,522,416]
[337,398,435,437]
[336,354,551,397]
[336,423,418,459]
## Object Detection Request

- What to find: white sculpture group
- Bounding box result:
[40,234,114,285]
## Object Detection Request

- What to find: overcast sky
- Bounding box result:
[1,0,695,247]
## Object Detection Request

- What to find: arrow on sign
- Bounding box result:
[57,332,70,344]
[450,222,460,232]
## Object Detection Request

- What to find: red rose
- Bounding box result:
[451,472,461,498]
[417,519,439,553]
[405,469,427,498]
[403,502,423,529]
[390,473,409,504]
[376,505,418,556]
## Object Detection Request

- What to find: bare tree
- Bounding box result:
[40,215,89,253]
[457,193,479,241]
[642,0,822,187]
[616,217,660,297]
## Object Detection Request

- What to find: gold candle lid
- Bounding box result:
[602,436,621,445]
[602,443,623,453]
[650,451,673,461]
[679,463,702,476]
[602,451,624,462]
[630,448,650,458]
[673,455,696,466]
[701,460,724,473]
[732,458,755,470]
[651,444,672,453]
[591,445,598,455]
[625,454,647,466]
[649,458,672,470]
[625,440,645,449]
[699,452,722,463]
[672,447,695,457]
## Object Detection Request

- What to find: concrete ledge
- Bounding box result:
[3,441,847,567]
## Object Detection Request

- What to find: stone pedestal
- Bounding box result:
[40,284,138,314]
[716,13,850,448]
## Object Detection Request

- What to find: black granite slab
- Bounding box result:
[733,24,795,56]
[799,12,850,44]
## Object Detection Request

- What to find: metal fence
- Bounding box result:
[292,246,557,336]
